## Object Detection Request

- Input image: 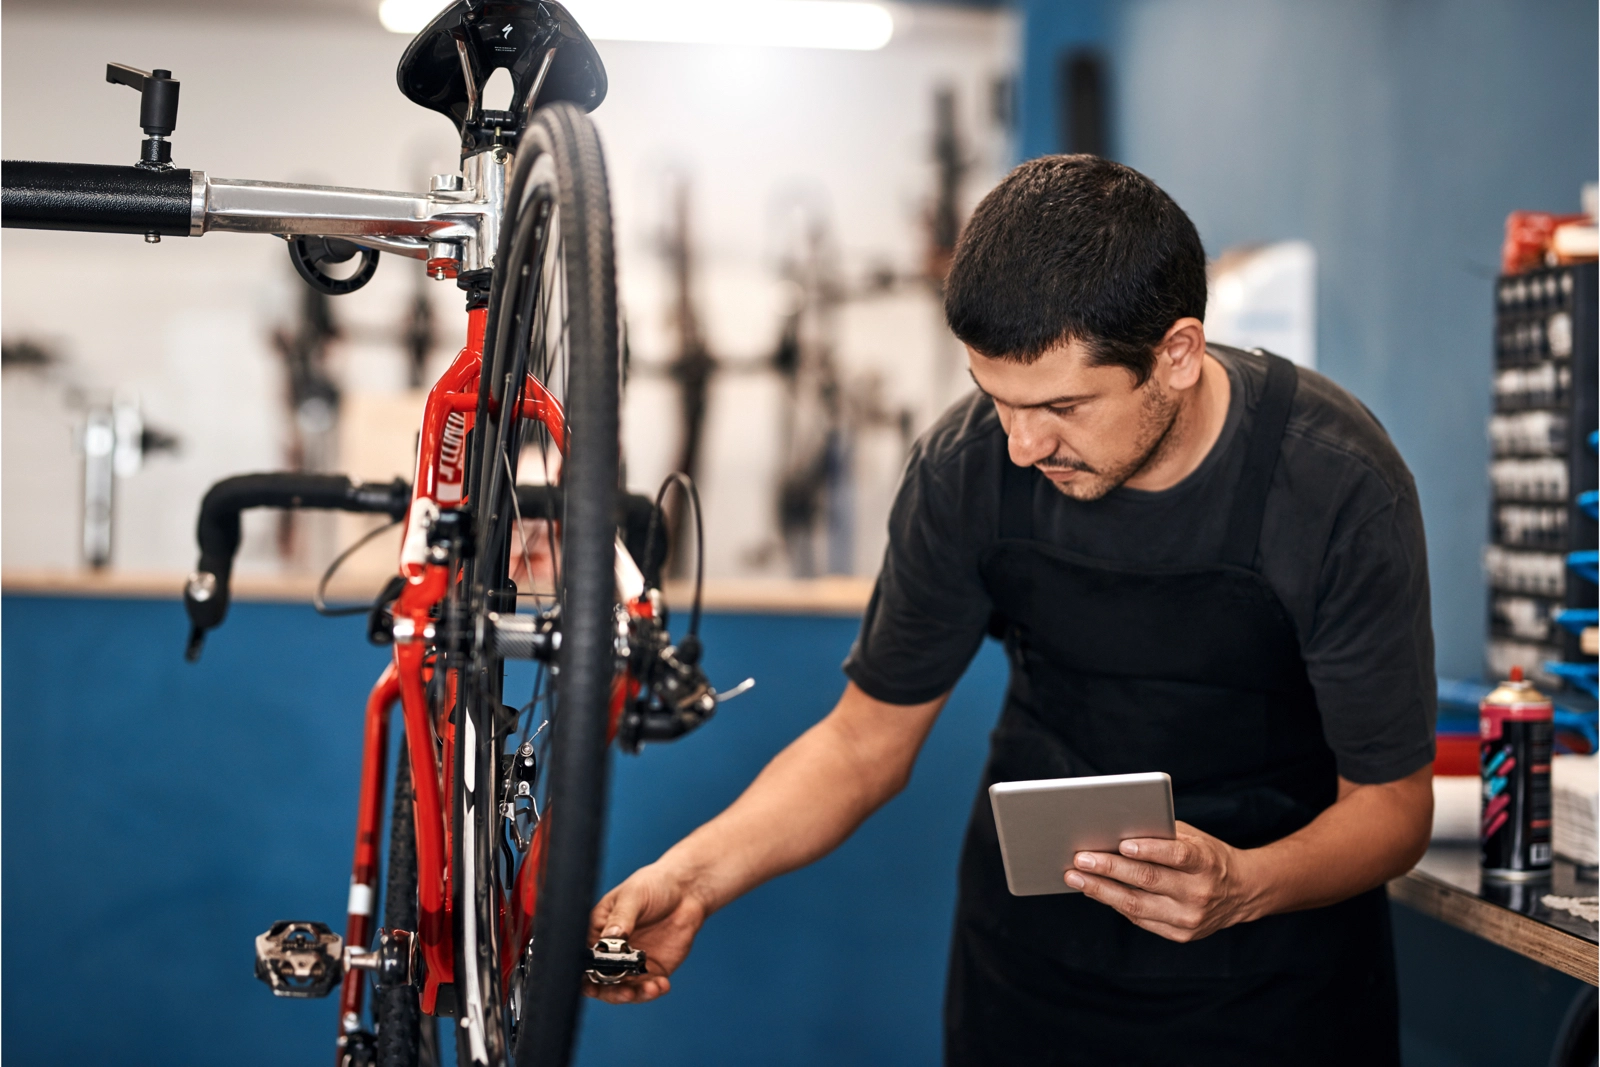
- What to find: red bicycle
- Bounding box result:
[2,3,745,1065]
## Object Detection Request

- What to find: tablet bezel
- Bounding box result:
[988,772,1176,897]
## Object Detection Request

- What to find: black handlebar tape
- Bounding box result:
[184,473,411,661]
[515,483,561,521]
[2,160,193,236]
[183,477,658,659]
[513,485,668,579]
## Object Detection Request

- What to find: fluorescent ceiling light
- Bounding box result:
[379,0,895,51]
[379,0,440,34]
[567,0,894,49]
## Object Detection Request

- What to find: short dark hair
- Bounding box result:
[943,154,1207,385]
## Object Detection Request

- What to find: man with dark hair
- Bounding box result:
[588,155,1435,1065]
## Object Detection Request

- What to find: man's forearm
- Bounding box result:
[653,684,946,915]
[1240,764,1434,920]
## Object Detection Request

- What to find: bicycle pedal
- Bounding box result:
[254,920,345,998]
[585,936,647,985]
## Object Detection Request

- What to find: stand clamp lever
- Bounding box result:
[105,63,180,170]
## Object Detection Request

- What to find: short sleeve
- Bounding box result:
[842,435,995,706]
[1301,491,1437,784]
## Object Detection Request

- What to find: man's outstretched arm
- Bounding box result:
[585,682,947,1004]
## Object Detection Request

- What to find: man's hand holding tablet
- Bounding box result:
[989,772,1265,944]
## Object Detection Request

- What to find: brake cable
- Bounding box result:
[312,517,404,617]
[643,472,705,647]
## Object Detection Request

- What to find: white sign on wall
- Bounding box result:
[1205,239,1317,369]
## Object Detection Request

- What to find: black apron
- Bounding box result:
[945,354,1400,1067]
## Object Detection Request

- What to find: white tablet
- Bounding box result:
[988,772,1175,896]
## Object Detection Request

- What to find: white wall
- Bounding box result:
[1,7,1015,578]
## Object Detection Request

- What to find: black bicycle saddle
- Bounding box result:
[397,0,607,141]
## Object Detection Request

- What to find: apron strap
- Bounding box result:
[998,441,1036,540]
[1219,351,1298,569]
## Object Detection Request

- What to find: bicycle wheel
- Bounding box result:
[455,101,619,1067]
[376,746,439,1067]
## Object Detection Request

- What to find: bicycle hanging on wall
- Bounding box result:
[2,3,751,1065]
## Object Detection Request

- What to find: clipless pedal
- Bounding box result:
[254,920,417,998]
[585,936,648,985]
[255,920,345,998]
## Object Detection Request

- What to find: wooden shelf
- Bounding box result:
[1388,845,1598,985]
[659,576,874,615]
[0,569,875,616]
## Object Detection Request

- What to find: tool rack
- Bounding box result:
[1486,262,1598,698]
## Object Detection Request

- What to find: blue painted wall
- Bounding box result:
[4,594,1587,1066]
[0,595,1002,1065]
[1014,0,1109,161]
[1011,0,1598,679]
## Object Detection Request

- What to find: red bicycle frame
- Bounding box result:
[332,305,630,1033]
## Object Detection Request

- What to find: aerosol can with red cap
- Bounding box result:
[1479,666,1554,880]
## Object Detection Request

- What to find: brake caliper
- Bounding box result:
[618,608,717,753]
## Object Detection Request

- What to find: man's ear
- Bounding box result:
[1156,317,1207,390]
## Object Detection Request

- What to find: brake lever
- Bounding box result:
[716,678,756,703]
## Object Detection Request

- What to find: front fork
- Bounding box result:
[392,564,457,1016]
[336,663,402,1058]
[329,564,456,1067]
[330,535,661,1056]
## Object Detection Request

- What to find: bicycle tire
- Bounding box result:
[453,100,619,1067]
[376,747,439,1067]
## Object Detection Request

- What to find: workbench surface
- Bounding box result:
[1389,844,1598,985]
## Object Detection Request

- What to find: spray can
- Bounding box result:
[1479,666,1554,880]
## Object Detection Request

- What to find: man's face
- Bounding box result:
[967,339,1179,501]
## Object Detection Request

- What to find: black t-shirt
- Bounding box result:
[843,346,1436,785]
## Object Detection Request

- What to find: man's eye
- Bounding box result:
[1049,406,1078,417]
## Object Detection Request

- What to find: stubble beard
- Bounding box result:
[1039,381,1182,501]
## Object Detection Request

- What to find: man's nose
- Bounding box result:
[1006,409,1055,468]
